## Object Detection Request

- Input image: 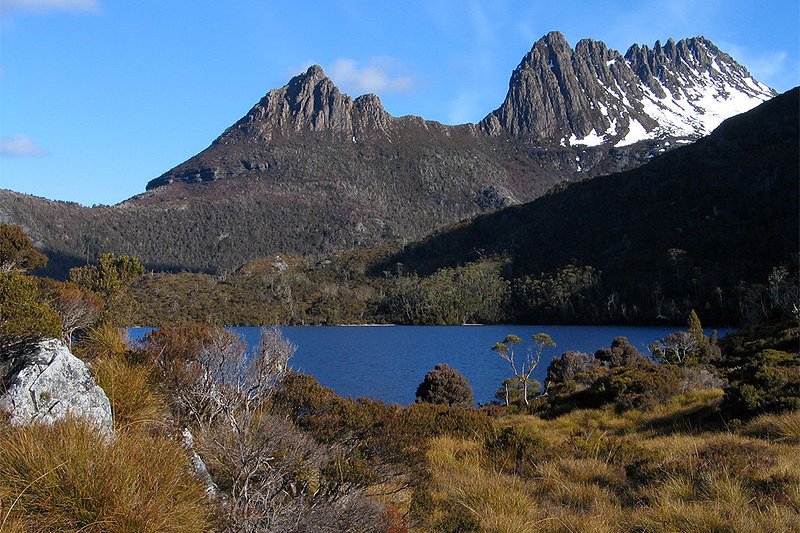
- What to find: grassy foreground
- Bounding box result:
[421,392,800,532]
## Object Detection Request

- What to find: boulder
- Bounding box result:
[0,339,113,433]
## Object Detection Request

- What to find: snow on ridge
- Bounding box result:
[616,119,649,147]
[569,129,605,147]
[607,49,774,146]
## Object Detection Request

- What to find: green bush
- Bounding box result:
[718,318,800,416]
[0,270,60,358]
[415,363,474,407]
[590,363,684,410]
[485,425,555,477]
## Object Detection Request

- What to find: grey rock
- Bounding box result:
[481,32,775,142]
[182,428,218,498]
[0,339,113,434]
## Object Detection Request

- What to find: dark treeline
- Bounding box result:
[125,249,797,328]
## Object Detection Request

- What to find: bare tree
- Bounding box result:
[50,283,101,348]
[152,326,381,531]
[492,333,555,406]
[649,331,698,365]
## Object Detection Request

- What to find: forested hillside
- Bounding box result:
[124,89,798,327]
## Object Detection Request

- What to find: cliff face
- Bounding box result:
[228,65,392,139]
[481,32,775,144]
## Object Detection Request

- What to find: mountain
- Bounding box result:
[376,88,799,324]
[0,34,777,277]
[481,32,774,144]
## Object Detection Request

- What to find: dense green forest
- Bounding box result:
[125,248,796,328]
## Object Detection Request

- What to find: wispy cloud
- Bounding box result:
[2,0,99,15]
[716,40,797,90]
[327,57,414,95]
[447,92,483,125]
[0,134,48,157]
[720,42,788,77]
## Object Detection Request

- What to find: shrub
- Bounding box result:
[415,363,474,407]
[0,418,211,532]
[718,318,800,416]
[0,270,60,359]
[0,224,47,272]
[404,402,494,440]
[594,337,649,368]
[545,350,600,389]
[590,363,684,410]
[485,425,555,477]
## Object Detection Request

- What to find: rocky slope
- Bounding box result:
[481,32,775,144]
[0,34,777,276]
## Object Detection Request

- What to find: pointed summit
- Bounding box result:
[482,33,775,144]
[215,65,391,143]
[303,64,326,79]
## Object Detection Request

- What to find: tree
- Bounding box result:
[494,377,540,406]
[492,333,555,406]
[0,270,60,359]
[649,331,699,365]
[415,364,473,407]
[0,224,47,272]
[46,282,102,348]
[70,252,144,324]
[649,310,720,366]
[70,252,144,298]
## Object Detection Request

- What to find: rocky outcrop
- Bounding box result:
[221,65,391,142]
[182,428,218,497]
[0,339,113,433]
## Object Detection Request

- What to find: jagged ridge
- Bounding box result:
[481,32,775,146]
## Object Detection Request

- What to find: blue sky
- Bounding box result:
[1,0,798,205]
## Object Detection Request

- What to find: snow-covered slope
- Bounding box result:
[482,33,776,147]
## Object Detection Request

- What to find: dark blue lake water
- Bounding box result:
[129,325,680,405]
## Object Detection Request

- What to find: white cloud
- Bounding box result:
[327,57,414,95]
[0,134,48,157]
[447,92,483,125]
[2,0,99,15]
[716,40,794,90]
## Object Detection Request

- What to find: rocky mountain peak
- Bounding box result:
[482,34,775,145]
[145,33,777,194]
[218,64,390,143]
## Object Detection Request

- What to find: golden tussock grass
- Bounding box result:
[0,419,211,533]
[92,355,168,432]
[743,410,800,444]
[423,402,800,533]
[74,323,129,361]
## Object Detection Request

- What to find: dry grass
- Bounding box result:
[74,322,129,361]
[92,355,168,432]
[423,400,800,533]
[0,418,211,532]
[743,410,800,444]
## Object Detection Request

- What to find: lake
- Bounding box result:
[129,325,680,405]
